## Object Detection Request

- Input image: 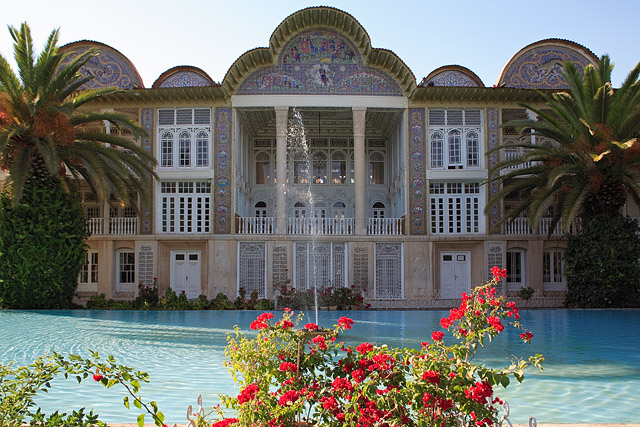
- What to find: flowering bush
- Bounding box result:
[216,269,543,427]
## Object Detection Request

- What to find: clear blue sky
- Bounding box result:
[2,0,638,88]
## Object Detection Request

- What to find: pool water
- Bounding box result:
[1,309,638,424]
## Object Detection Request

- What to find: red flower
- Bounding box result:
[487,316,504,332]
[440,317,452,328]
[338,316,354,330]
[278,389,299,406]
[92,374,103,382]
[356,342,374,354]
[237,383,259,404]
[250,320,269,330]
[520,332,534,343]
[331,377,354,392]
[421,370,440,385]
[212,419,238,427]
[278,320,294,330]
[311,335,327,350]
[431,331,444,341]
[279,362,298,372]
[304,322,319,331]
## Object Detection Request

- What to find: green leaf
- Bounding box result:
[123,396,129,409]
[500,375,510,387]
[137,413,145,427]
[133,397,142,410]
[150,400,158,412]
[106,378,118,388]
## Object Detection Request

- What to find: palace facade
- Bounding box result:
[56,7,636,307]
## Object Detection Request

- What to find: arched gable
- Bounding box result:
[153,66,215,88]
[498,39,598,89]
[422,65,484,87]
[59,41,144,89]
[227,7,413,96]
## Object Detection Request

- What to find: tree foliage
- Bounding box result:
[487,55,640,232]
[565,214,640,307]
[0,176,88,308]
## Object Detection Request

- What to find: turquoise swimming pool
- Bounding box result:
[1,309,638,424]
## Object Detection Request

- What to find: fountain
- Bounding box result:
[286,108,320,325]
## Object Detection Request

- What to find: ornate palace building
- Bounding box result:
[60,7,637,307]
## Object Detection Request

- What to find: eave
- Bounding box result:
[411,87,554,104]
[88,86,230,105]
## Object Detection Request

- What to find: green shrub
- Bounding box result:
[211,293,234,310]
[566,214,640,307]
[0,177,88,308]
[133,279,159,309]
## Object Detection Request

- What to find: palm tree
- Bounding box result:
[0,23,156,308]
[0,22,156,203]
[487,55,640,233]
[487,55,640,307]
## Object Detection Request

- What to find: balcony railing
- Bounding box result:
[288,217,353,235]
[504,217,579,235]
[367,218,403,235]
[238,217,275,234]
[86,217,138,235]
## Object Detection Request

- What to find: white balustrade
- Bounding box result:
[86,218,104,235]
[503,217,531,235]
[287,217,353,235]
[86,217,137,235]
[238,217,275,234]
[367,218,403,235]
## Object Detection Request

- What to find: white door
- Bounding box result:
[440,252,470,299]
[171,251,201,299]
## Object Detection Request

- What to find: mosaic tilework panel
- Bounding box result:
[158,71,212,88]
[425,70,480,87]
[140,108,154,234]
[214,108,232,234]
[62,45,142,89]
[238,30,401,96]
[501,46,593,89]
[282,31,361,65]
[409,109,427,235]
[487,108,500,231]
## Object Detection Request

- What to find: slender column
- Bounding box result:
[275,106,289,234]
[353,107,367,235]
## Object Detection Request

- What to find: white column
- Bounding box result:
[353,107,367,235]
[275,106,289,234]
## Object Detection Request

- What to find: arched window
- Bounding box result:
[466,130,479,167]
[430,131,444,168]
[448,129,462,166]
[255,152,271,185]
[369,152,385,185]
[255,201,267,217]
[313,201,326,219]
[373,202,386,219]
[196,130,209,167]
[332,201,347,219]
[312,151,328,184]
[294,202,307,218]
[331,151,347,184]
[161,130,174,167]
[179,130,191,167]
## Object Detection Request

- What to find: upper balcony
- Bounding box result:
[87,217,138,235]
[503,217,580,236]
[237,217,404,236]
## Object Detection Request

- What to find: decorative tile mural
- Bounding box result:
[237,30,402,96]
[487,108,500,231]
[500,45,594,89]
[157,71,212,88]
[61,44,142,89]
[214,108,232,234]
[140,108,154,234]
[424,70,480,87]
[409,108,427,235]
